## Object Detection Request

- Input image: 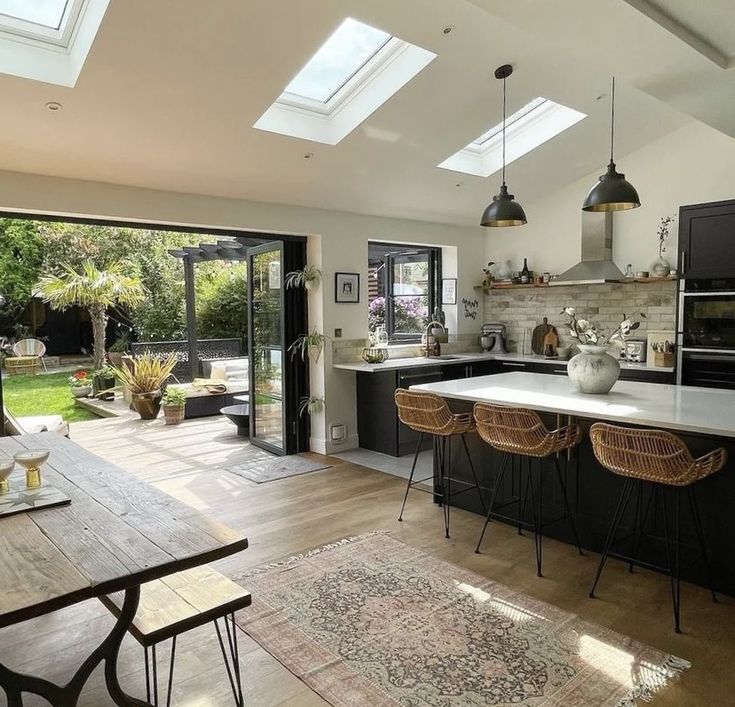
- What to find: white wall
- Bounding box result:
[484,121,735,275]
[0,169,484,453]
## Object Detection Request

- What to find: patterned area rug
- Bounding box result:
[234,533,689,706]
[224,453,331,483]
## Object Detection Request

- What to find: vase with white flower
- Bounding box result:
[651,215,675,277]
[561,307,645,394]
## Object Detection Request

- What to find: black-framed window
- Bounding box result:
[368,242,441,342]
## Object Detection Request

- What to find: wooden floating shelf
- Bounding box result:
[474,276,677,293]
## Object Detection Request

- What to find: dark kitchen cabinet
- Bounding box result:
[679,199,735,279]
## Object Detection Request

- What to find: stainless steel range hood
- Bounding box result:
[551,212,624,285]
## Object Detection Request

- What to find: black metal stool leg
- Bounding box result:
[475,453,509,553]
[687,485,718,603]
[144,647,151,705]
[553,456,584,555]
[519,456,530,536]
[152,644,159,706]
[444,435,452,539]
[660,485,682,633]
[164,637,176,707]
[589,478,634,598]
[398,433,424,521]
[461,433,487,514]
[526,456,543,577]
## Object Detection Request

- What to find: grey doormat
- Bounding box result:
[224,454,332,483]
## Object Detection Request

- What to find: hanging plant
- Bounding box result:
[298,395,325,417]
[289,328,328,363]
[285,264,322,291]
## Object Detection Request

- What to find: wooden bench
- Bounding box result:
[100,565,251,706]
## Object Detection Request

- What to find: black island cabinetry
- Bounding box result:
[356,359,671,457]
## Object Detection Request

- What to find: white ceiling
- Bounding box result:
[1,0,726,227]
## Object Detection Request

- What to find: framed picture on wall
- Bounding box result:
[442,278,457,305]
[335,272,360,303]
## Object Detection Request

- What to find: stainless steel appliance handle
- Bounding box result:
[680,251,686,276]
[676,346,683,385]
[680,347,735,354]
[681,291,735,297]
[500,362,526,367]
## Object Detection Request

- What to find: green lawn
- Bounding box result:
[2,372,97,423]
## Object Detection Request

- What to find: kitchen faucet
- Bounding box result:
[424,320,446,357]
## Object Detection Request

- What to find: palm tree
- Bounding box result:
[37,261,145,370]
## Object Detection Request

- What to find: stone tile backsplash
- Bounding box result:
[483,281,676,355]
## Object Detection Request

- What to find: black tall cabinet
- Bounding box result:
[679,199,735,279]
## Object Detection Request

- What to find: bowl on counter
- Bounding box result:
[362,347,388,364]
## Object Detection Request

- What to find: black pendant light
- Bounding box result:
[583,77,640,212]
[481,64,527,228]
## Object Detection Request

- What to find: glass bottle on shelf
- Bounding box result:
[521,258,530,284]
[625,264,634,279]
[375,325,389,348]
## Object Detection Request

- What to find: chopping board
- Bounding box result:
[531,317,557,355]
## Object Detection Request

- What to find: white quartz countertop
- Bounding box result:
[333,351,673,374]
[410,372,735,438]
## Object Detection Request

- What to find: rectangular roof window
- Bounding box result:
[284,18,391,102]
[0,0,68,29]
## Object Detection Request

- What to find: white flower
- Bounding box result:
[563,307,576,317]
[620,318,633,336]
[586,331,599,343]
[576,319,590,332]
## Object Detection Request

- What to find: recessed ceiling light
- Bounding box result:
[45,101,62,111]
[303,152,314,159]
[442,26,454,35]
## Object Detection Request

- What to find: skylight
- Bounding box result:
[0,0,109,86]
[254,18,436,145]
[438,97,586,178]
[284,18,391,103]
[0,0,68,28]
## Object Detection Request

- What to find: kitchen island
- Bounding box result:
[410,372,735,594]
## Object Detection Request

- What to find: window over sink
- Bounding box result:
[368,242,441,344]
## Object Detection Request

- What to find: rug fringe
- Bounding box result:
[614,654,691,707]
[241,531,387,576]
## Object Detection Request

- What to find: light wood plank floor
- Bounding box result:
[1,415,734,706]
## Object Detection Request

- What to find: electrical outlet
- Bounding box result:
[334,328,343,338]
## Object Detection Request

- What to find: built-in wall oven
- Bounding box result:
[677,278,735,388]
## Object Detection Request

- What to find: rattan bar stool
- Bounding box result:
[474,403,583,577]
[589,422,726,633]
[395,389,485,538]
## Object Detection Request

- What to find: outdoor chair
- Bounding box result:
[12,338,48,371]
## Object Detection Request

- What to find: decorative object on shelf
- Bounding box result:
[481,262,495,288]
[285,264,322,291]
[334,272,360,303]
[497,259,512,280]
[298,396,325,417]
[521,258,531,284]
[289,328,328,363]
[650,215,675,277]
[625,263,634,279]
[68,370,92,398]
[13,449,50,490]
[562,307,645,393]
[441,278,457,305]
[0,456,14,495]
[161,387,186,426]
[635,271,648,279]
[542,272,551,284]
[111,351,177,420]
[480,65,527,228]
[362,347,387,364]
[583,77,641,213]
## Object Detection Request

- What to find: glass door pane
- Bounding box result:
[248,242,286,454]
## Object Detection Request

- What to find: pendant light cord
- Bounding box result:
[501,74,507,186]
[610,76,615,163]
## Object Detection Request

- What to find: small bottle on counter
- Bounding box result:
[521,258,530,284]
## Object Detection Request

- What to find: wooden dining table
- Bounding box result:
[0,432,249,706]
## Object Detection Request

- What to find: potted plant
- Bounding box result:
[289,329,328,363]
[285,264,322,291]
[107,333,131,367]
[650,215,675,277]
[69,370,92,398]
[298,395,325,417]
[93,364,117,399]
[111,352,177,419]
[161,387,187,426]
